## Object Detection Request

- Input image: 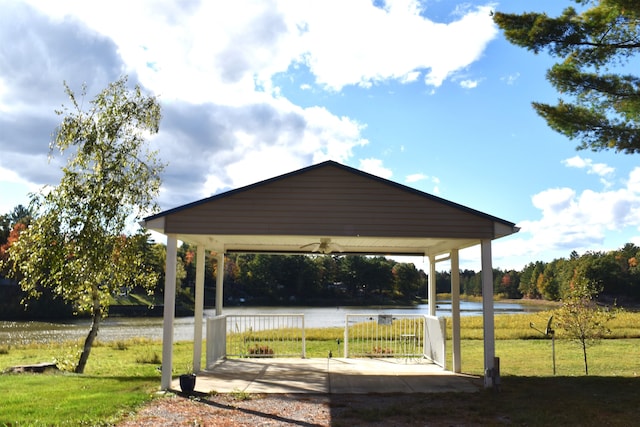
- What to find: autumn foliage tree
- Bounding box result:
[0,205,33,250]
[4,77,164,373]
[0,222,27,278]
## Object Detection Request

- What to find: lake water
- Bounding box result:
[0,301,547,345]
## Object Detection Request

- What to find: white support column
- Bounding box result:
[215,253,225,315]
[428,255,437,316]
[451,249,462,373]
[161,235,178,390]
[193,245,205,372]
[481,239,495,388]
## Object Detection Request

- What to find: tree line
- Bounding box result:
[174,245,427,307]
[3,203,640,312]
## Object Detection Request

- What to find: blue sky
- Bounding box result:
[1,0,639,272]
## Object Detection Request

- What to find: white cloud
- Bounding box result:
[531,187,575,216]
[496,167,640,268]
[400,71,421,84]
[152,99,369,205]
[24,0,498,97]
[431,177,440,195]
[3,0,499,210]
[224,147,308,190]
[459,79,479,89]
[0,166,31,186]
[500,72,520,85]
[563,155,612,174]
[404,173,440,194]
[0,78,8,112]
[563,155,615,187]
[406,173,428,183]
[0,167,41,213]
[420,5,497,87]
[359,158,393,179]
[628,167,640,192]
[205,105,368,196]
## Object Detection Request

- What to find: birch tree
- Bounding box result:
[5,77,164,373]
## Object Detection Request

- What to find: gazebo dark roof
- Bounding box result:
[143,160,518,256]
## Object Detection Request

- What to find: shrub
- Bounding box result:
[372,346,394,356]
[53,346,81,372]
[247,344,274,357]
[135,352,161,364]
[112,340,128,351]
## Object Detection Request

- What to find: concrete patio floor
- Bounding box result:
[172,358,481,394]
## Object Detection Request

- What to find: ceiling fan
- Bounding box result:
[300,237,343,254]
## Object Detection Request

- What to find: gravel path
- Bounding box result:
[118,393,331,427]
[116,392,490,426]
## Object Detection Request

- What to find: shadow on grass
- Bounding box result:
[326,376,640,427]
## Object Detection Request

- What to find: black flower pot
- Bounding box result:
[179,373,196,393]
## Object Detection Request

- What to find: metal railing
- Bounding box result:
[344,314,426,359]
[224,314,306,358]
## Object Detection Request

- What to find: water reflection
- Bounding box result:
[0,301,548,345]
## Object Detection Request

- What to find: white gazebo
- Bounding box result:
[141,160,519,389]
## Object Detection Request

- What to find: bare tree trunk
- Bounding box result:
[582,340,589,376]
[75,289,102,374]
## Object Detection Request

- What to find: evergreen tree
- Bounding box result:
[494,1,640,153]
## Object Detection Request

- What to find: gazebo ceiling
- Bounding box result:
[143,229,485,256]
[142,161,518,257]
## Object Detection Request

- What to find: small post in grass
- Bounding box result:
[530,316,556,375]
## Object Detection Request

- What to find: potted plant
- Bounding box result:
[179,364,196,393]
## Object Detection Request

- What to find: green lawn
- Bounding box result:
[1,374,154,426]
[0,339,193,426]
[456,338,640,376]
